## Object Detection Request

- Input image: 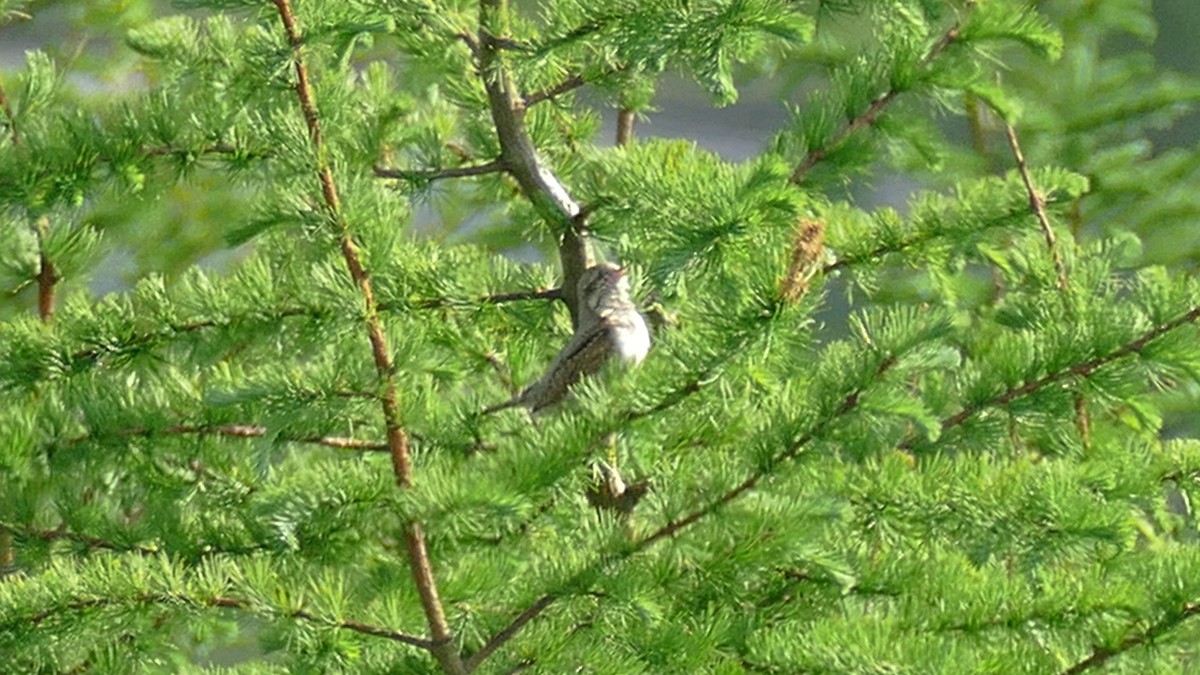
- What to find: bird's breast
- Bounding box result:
[609,313,651,365]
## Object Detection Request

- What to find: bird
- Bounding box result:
[484,262,651,415]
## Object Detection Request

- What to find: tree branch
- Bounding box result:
[2,522,157,556]
[1,522,270,562]
[789,22,961,186]
[67,308,322,368]
[464,594,556,671]
[270,2,462,673]
[34,216,57,322]
[414,286,563,309]
[478,0,591,328]
[373,158,509,182]
[522,63,630,108]
[1062,602,1200,674]
[818,194,1067,277]
[52,288,560,378]
[140,141,257,159]
[908,304,1200,449]
[67,423,389,452]
[523,73,585,107]
[1000,117,1090,445]
[17,592,435,651]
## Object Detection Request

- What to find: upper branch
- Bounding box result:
[67,423,388,452]
[788,22,962,186]
[464,594,557,670]
[522,73,585,107]
[3,523,157,556]
[522,63,629,108]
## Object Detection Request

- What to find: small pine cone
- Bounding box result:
[779,218,826,304]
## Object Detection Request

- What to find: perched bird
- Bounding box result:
[485,263,651,415]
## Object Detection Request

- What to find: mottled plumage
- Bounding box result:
[486,263,650,414]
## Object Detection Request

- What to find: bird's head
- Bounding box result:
[577,262,632,317]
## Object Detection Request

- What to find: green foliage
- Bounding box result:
[2,0,1200,673]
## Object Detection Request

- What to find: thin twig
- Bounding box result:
[1061,602,1200,674]
[12,527,136,553]
[523,63,629,108]
[34,216,57,322]
[523,73,585,107]
[1003,122,1068,290]
[54,288,559,378]
[819,194,1060,277]
[464,594,557,670]
[20,593,436,650]
[1001,118,1085,442]
[789,23,961,185]
[140,142,250,158]
[373,158,509,182]
[413,286,563,309]
[270,2,462,672]
[70,423,389,452]
[4,523,158,556]
[67,308,320,365]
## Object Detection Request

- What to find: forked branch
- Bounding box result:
[478,0,592,327]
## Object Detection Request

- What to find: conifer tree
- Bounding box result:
[3,0,1200,672]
